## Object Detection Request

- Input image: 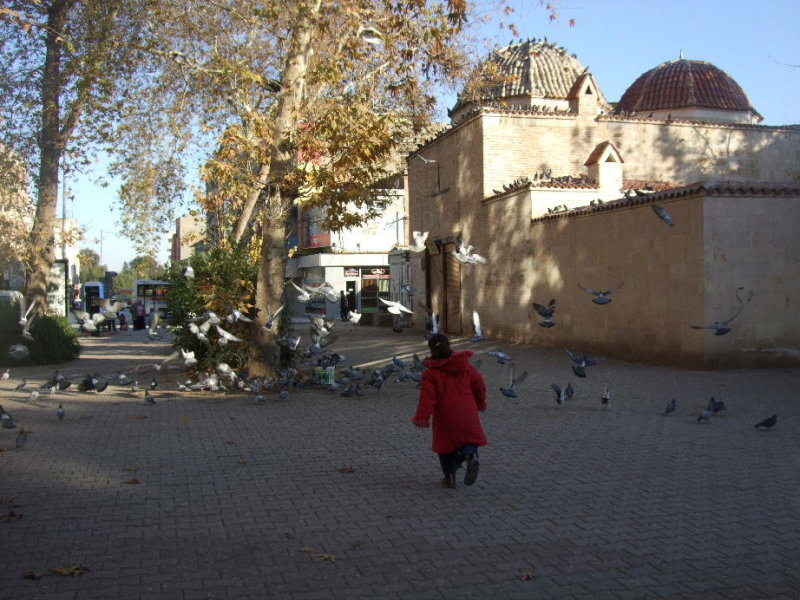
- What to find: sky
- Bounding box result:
[67,0,799,272]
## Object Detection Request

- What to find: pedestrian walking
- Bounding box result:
[339,290,349,321]
[412,333,487,488]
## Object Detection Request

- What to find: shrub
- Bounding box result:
[0,302,80,366]
[166,246,258,373]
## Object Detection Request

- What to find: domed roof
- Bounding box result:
[453,39,587,110]
[615,59,761,120]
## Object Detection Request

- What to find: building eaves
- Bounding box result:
[531,180,800,223]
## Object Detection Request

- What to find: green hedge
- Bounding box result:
[0,303,81,366]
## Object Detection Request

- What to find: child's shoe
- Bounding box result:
[442,473,456,488]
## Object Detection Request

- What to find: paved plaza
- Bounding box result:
[1,324,798,599]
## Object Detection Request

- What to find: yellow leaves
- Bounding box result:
[48,564,91,577]
[314,553,340,562]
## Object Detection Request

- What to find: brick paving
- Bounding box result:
[0,324,798,599]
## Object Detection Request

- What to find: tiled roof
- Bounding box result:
[452,39,586,113]
[532,181,800,222]
[614,59,760,118]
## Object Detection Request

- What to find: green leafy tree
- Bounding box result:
[77,247,105,282]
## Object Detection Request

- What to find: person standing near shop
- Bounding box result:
[339,290,349,321]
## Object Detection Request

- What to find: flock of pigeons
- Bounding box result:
[1,216,775,439]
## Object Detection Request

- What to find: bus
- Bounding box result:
[133,279,171,314]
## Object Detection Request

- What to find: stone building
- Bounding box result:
[407,39,800,368]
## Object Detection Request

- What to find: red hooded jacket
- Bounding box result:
[412,349,487,453]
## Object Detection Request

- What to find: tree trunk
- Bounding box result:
[232,162,269,247]
[25,0,71,314]
[248,0,321,376]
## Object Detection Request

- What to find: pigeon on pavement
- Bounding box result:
[663,399,676,415]
[754,414,777,430]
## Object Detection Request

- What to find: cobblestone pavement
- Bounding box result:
[1,324,798,599]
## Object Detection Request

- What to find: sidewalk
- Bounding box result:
[1,325,798,599]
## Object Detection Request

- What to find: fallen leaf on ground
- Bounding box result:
[313,553,340,562]
[1,510,23,522]
[133,415,148,420]
[123,478,141,485]
[122,467,139,472]
[298,547,314,553]
[338,466,357,474]
[225,440,236,445]
[23,571,42,580]
[48,564,90,577]
[518,571,536,581]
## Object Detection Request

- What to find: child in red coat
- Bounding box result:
[412,334,487,488]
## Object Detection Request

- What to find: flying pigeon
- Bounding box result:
[1,368,8,381]
[690,287,751,336]
[346,311,362,325]
[469,311,485,343]
[487,348,512,364]
[499,364,528,398]
[287,281,311,302]
[14,378,27,391]
[754,414,777,430]
[409,231,429,252]
[182,264,195,278]
[261,305,285,332]
[423,308,439,340]
[652,204,675,227]
[663,399,676,415]
[215,324,245,344]
[578,282,624,305]
[565,348,603,377]
[452,240,487,265]
[379,298,412,315]
[226,307,253,324]
[531,299,557,328]
[276,335,301,351]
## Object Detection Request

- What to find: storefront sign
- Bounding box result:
[344,267,359,278]
[361,267,391,279]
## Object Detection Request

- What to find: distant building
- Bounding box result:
[171,213,206,262]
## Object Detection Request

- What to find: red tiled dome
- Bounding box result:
[615,59,760,120]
